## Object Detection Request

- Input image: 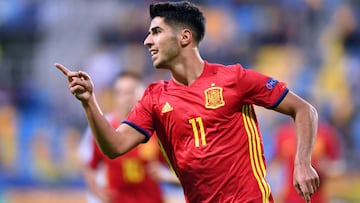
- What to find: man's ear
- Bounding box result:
[179,29,192,47]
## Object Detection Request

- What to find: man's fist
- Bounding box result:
[55,63,94,103]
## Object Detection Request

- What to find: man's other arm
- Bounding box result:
[274,91,320,203]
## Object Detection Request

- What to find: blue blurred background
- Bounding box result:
[0,0,359,202]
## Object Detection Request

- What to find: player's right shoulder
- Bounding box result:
[145,80,169,94]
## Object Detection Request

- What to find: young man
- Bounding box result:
[55,1,319,203]
[77,72,163,203]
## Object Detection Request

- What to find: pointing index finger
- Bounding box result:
[55,63,71,76]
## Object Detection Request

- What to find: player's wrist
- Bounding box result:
[81,94,95,107]
[294,158,311,167]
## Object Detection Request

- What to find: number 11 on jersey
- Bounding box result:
[188,117,206,147]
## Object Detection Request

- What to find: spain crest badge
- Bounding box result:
[204,84,225,109]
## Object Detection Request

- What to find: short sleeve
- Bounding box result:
[122,86,155,142]
[238,66,289,109]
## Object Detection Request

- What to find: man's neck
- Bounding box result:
[170,49,204,86]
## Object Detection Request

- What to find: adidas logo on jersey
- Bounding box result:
[161,102,173,113]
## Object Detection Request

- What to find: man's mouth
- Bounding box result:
[150,49,159,60]
[150,49,158,55]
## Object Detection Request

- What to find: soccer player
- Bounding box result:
[55,1,320,202]
[78,72,163,203]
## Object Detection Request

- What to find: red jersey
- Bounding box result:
[88,115,163,203]
[273,122,340,203]
[124,61,288,203]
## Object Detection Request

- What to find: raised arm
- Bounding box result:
[55,63,146,158]
[274,91,320,203]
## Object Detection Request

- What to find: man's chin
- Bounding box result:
[153,61,167,69]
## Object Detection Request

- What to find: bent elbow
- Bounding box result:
[105,152,121,159]
[308,104,318,122]
[102,148,124,159]
[293,102,318,123]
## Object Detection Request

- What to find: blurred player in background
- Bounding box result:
[270,121,345,203]
[78,71,163,203]
[55,1,320,202]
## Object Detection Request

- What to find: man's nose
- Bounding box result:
[144,34,153,48]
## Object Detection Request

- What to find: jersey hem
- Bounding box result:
[269,88,289,109]
[121,120,150,143]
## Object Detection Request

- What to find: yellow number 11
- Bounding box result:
[188,117,206,147]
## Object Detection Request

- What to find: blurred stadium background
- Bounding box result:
[0,0,359,202]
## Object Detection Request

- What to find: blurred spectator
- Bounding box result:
[269,121,345,203]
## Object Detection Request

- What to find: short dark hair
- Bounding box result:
[112,70,143,86]
[149,1,206,44]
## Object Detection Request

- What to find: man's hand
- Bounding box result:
[55,63,94,103]
[293,164,320,203]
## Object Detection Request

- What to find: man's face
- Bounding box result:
[144,17,180,69]
[113,76,142,114]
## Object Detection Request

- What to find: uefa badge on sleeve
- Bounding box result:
[265,78,278,91]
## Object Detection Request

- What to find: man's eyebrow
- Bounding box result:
[149,26,162,33]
